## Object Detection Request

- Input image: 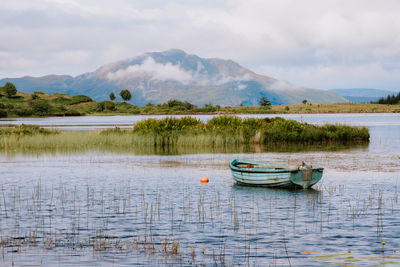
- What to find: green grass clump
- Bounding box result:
[134,117,201,134]
[132,116,369,147]
[0,125,59,136]
[0,116,370,154]
[207,115,243,129]
[133,117,201,146]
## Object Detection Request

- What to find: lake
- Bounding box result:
[0,113,399,266]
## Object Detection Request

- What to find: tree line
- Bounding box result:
[372,92,400,105]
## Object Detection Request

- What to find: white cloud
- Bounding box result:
[106,57,256,86]
[1,0,400,90]
[107,57,193,84]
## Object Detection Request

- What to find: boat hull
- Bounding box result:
[230,159,323,189]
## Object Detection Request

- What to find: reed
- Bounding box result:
[132,116,370,146]
[0,117,369,154]
[0,177,397,266]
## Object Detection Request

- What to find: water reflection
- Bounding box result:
[0,142,369,157]
[0,113,399,266]
[232,183,321,195]
[0,150,399,266]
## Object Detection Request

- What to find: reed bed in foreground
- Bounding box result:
[0,116,369,153]
[0,176,397,266]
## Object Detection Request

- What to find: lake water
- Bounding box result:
[0,113,399,266]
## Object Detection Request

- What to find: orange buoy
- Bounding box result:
[200,177,209,183]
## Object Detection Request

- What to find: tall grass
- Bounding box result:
[132,116,370,147]
[0,117,369,154]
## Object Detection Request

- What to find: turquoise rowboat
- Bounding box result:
[230,159,323,189]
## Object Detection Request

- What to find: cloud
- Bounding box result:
[107,57,194,84]
[106,56,256,86]
[1,0,400,90]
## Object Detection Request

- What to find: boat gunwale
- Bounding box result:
[231,168,299,174]
[229,159,323,174]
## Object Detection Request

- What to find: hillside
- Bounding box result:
[1,49,346,106]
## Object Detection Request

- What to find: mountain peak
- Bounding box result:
[150,49,188,57]
[0,50,347,106]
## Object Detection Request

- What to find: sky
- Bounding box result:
[1,0,400,90]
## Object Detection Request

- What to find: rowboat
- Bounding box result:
[229,159,323,189]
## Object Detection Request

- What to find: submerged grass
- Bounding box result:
[0,116,369,154]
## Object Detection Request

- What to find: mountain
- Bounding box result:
[330,88,398,103]
[1,49,346,106]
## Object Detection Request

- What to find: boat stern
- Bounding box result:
[290,167,324,189]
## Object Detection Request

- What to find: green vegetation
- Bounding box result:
[119,89,132,102]
[0,82,93,117]
[372,91,400,105]
[0,117,369,154]
[51,94,93,105]
[259,96,271,107]
[132,116,369,147]
[0,124,59,136]
[1,82,399,118]
[109,92,116,101]
[1,82,17,97]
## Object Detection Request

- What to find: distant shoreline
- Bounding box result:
[1,91,399,118]
[3,102,400,118]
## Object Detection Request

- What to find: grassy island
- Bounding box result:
[0,116,369,154]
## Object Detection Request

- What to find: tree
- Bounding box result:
[119,89,132,102]
[3,82,17,98]
[259,96,271,107]
[109,92,116,102]
[302,99,308,104]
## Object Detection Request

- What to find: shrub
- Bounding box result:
[16,108,33,116]
[31,94,40,100]
[96,101,116,111]
[200,104,217,112]
[146,102,154,107]
[0,110,7,118]
[31,99,51,114]
[167,99,195,110]
[64,110,82,116]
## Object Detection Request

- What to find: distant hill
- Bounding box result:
[1,49,346,106]
[330,88,398,103]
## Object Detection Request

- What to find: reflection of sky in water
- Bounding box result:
[0,151,399,266]
[1,113,399,127]
[0,113,399,265]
